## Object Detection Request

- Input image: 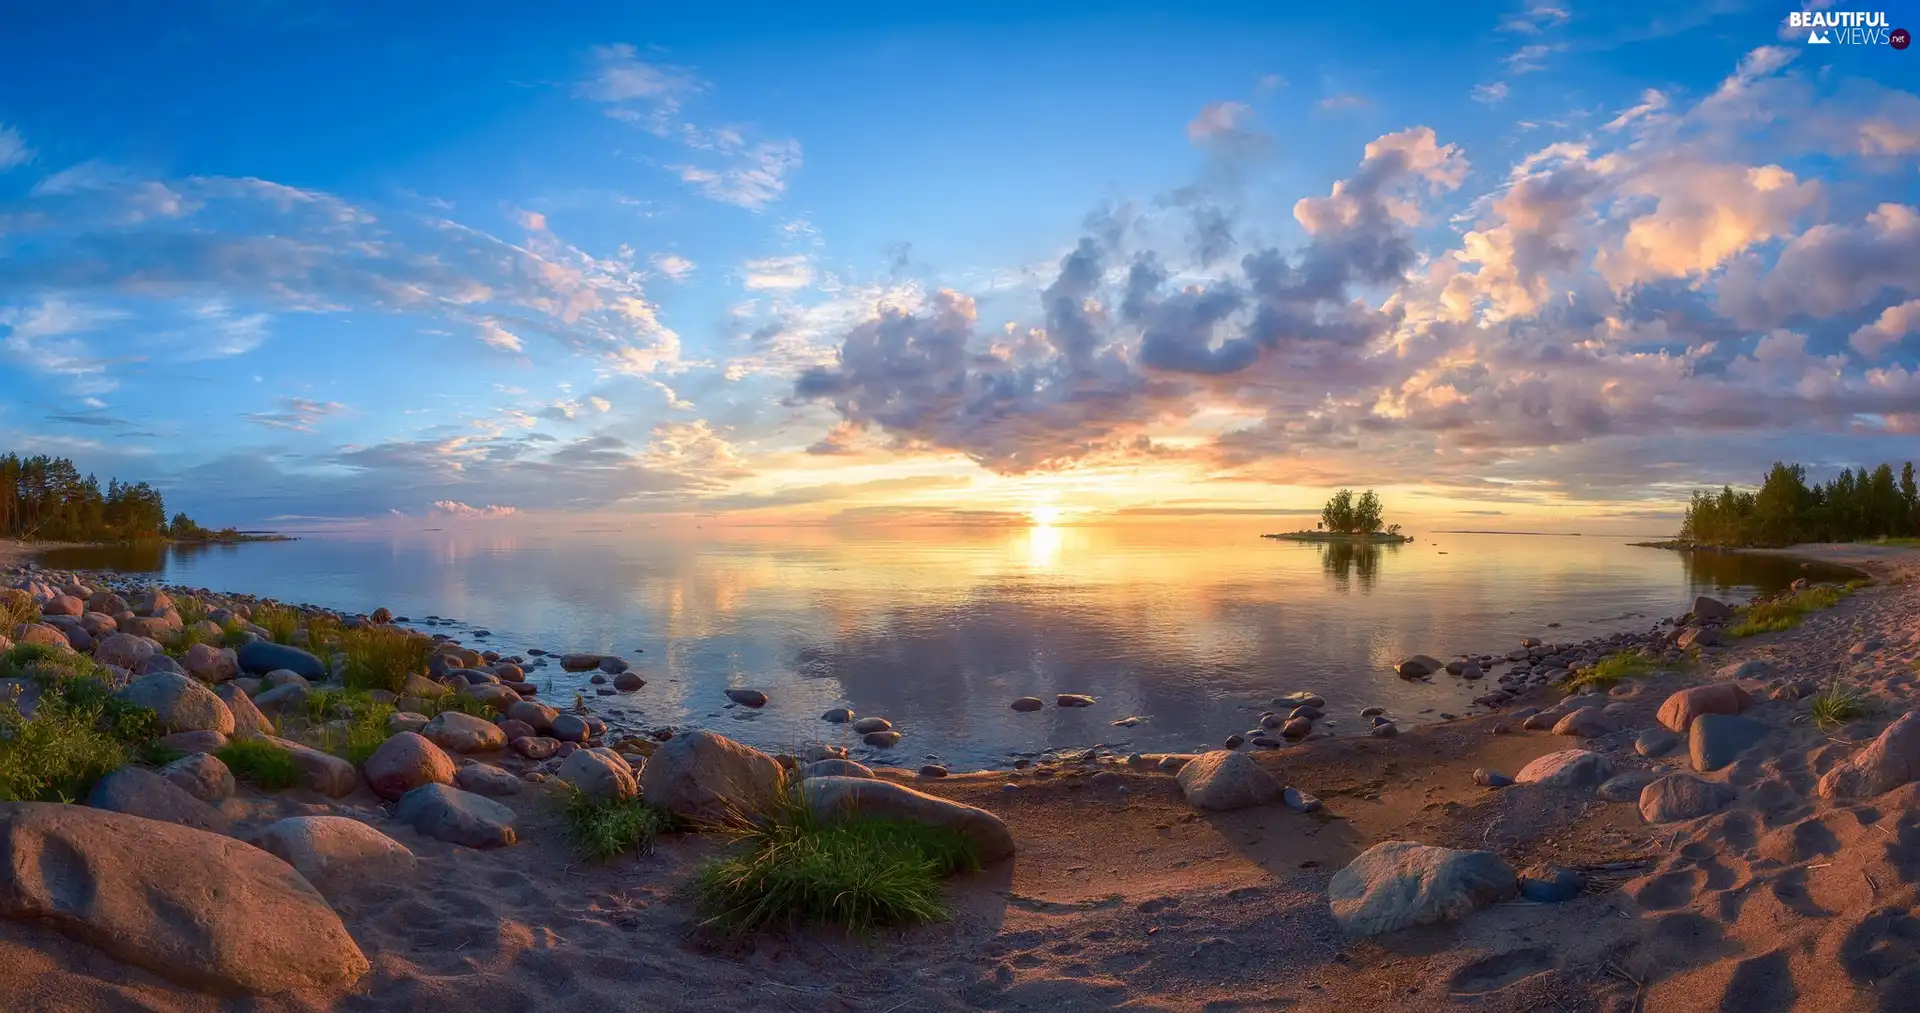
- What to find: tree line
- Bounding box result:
[0,452,213,542]
[1679,461,1920,547]
[1319,489,1400,536]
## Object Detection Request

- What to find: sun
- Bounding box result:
[1028,505,1064,527]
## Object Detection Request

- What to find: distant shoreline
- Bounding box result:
[1260,531,1415,544]
[0,533,295,564]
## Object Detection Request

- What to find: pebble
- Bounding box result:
[821,707,855,723]
[1056,693,1097,708]
[1518,864,1584,903]
[919,764,949,778]
[1010,697,1045,712]
[724,688,768,708]
[1282,786,1323,812]
[1369,722,1399,738]
[1224,734,1246,749]
[1472,768,1513,788]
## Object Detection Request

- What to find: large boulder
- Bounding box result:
[1639,774,1737,822]
[1515,749,1614,790]
[0,802,369,994]
[13,623,69,649]
[452,763,522,797]
[251,815,414,889]
[1691,595,1736,621]
[802,776,1015,861]
[180,643,239,684]
[638,729,785,821]
[41,594,83,617]
[422,711,507,753]
[214,683,276,739]
[263,736,361,797]
[1329,841,1518,936]
[801,758,875,780]
[1656,684,1754,733]
[394,783,518,848]
[1689,714,1770,772]
[235,640,326,680]
[1175,750,1284,811]
[159,752,235,803]
[361,731,455,801]
[1819,710,1920,799]
[1396,654,1444,678]
[116,672,234,736]
[557,747,637,802]
[84,765,230,833]
[506,700,559,734]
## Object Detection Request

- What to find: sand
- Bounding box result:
[4,543,1920,1011]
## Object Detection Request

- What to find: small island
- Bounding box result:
[0,451,291,547]
[1263,489,1414,543]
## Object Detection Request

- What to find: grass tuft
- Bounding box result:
[1562,650,1656,692]
[298,688,396,765]
[1809,685,1872,729]
[336,626,434,694]
[214,737,299,790]
[252,604,300,645]
[1728,584,1852,639]
[560,788,675,860]
[417,691,491,719]
[0,654,165,802]
[690,791,980,934]
[0,588,41,629]
[172,595,209,627]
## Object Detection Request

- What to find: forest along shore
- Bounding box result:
[1,544,1918,1013]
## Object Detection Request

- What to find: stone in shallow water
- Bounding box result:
[725,688,768,707]
[852,716,892,734]
[1009,697,1044,713]
[1056,693,1097,707]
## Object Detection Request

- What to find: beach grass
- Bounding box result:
[1809,685,1872,729]
[417,691,492,719]
[336,626,434,694]
[214,737,299,790]
[691,792,981,933]
[252,604,300,644]
[300,688,397,765]
[0,587,42,629]
[560,789,675,860]
[1562,650,1656,692]
[0,646,163,802]
[1728,584,1851,638]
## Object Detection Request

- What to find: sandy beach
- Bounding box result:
[3,543,1918,1012]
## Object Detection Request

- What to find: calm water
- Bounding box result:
[32,527,1850,768]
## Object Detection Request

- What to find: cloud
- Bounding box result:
[240,397,345,432]
[588,395,612,413]
[0,124,33,171]
[30,160,135,196]
[0,299,134,394]
[1472,82,1510,104]
[1501,1,1570,34]
[1851,300,1920,358]
[1186,101,1270,157]
[1503,43,1567,74]
[577,44,701,129]
[430,500,519,519]
[1602,89,1669,131]
[1315,94,1372,113]
[476,319,524,352]
[650,253,696,281]
[670,138,803,210]
[1595,163,1821,289]
[740,254,813,291]
[1721,203,1920,324]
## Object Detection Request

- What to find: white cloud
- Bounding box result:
[1472,82,1511,104]
[742,255,813,291]
[476,319,524,352]
[30,160,134,195]
[0,124,33,171]
[1851,299,1920,358]
[650,253,696,281]
[430,500,520,519]
[670,138,803,210]
[1504,43,1566,74]
[588,395,612,413]
[240,397,345,433]
[1603,89,1669,131]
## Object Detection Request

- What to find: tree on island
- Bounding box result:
[1320,489,1395,535]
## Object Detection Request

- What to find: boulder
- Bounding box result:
[1552,708,1614,738]
[116,672,234,735]
[1329,841,1518,936]
[159,753,235,803]
[1657,684,1754,733]
[506,700,558,734]
[559,653,601,672]
[1515,749,1614,790]
[557,746,638,802]
[1635,729,1679,758]
[251,682,311,718]
[235,640,326,680]
[1396,654,1443,678]
[1175,750,1283,811]
[1518,864,1585,903]
[725,688,768,707]
[1676,627,1720,650]
[1596,771,1658,802]
[180,643,239,684]
[821,707,855,723]
[638,729,785,821]
[361,731,455,801]
[13,623,70,649]
[1639,774,1737,822]
[458,682,520,713]
[551,713,590,743]
[1691,595,1736,621]
[214,683,275,739]
[1819,710,1920,800]
[0,802,369,994]
[86,591,129,615]
[852,716,893,734]
[452,763,523,797]
[157,729,228,755]
[422,711,507,753]
[613,672,645,691]
[263,736,361,797]
[1009,697,1044,713]
[1690,714,1770,772]
[394,783,518,848]
[251,815,414,889]
[596,656,629,674]
[801,758,874,779]
[85,766,230,833]
[389,711,430,735]
[802,776,1016,861]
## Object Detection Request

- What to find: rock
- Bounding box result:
[1552,708,1614,737]
[817,707,855,724]
[1656,684,1755,733]
[422,711,507,753]
[801,758,874,779]
[116,672,234,735]
[159,752,235,803]
[551,713,591,743]
[1010,697,1044,713]
[1771,678,1820,701]
[557,747,637,802]
[1224,733,1246,749]
[1282,786,1323,812]
[1676,626,1720,650]
[851,716,893,734]
[1515,749,1614,790]
[180,643,239,684]
[361,731,455,801]
[1517,864,1585,903]
[1689,714,1770,772]
[235,640,326,680]
[264,669,311,689]
[214,683,275,739]
[801,776,1015,861]
[1056,693,1097,707]
[85,766,229,832]
[560,653,601,672]
[725,688,768,707]
[1369,722,1400,738]
[1522,707,1567,731]
[1597,771,1658,802]
[506,700,558,733]
[0,802,369,994]
[510,736,559,760]
[93,631,155,671]
[264,736,361,797]
[157,729,228,755]
[1635,728,1679,757]
[394,783,518,848]
[1691,595,1735,621]
[388,711,429,735]
[1329,841,1517,936]
[597,656,629,674]
[1360,706,1385,717]
[638,729,785,821]
[1818,710,1920,799]
[613,672,645,691]
[863,730,904,748]
[1720,659,1774,681]
[1472,768,1513,788]
[1174,750,1283,811]
[137,652,187,677]
[453,762,525,797]
[458,682,520,713]
[1396,654,1443,678]
[251,815,414,889]
[1638,773,1738,822]
[251,682,311,717]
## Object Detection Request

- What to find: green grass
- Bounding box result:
[172,595,209,627]
[214,737,299,790]
[1561,650,1657,692]
[1809,685,1872,729]
[252,604,300,644]
[690,793,981,934]
[0,647,165,803]
[298,688,397,765]
[560,788,675,860]
[0,588,40,630]
[1869,536,1920,548]
[1728,584,1853,638]
[416,691,491,719]
[336,626,434,693]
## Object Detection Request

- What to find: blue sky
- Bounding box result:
[1,1,1917,530]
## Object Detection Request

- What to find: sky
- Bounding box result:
[0,1,1917,533]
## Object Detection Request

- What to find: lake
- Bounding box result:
[31,526,1850,769]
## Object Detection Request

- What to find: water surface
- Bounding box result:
[34,527,1850,767]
